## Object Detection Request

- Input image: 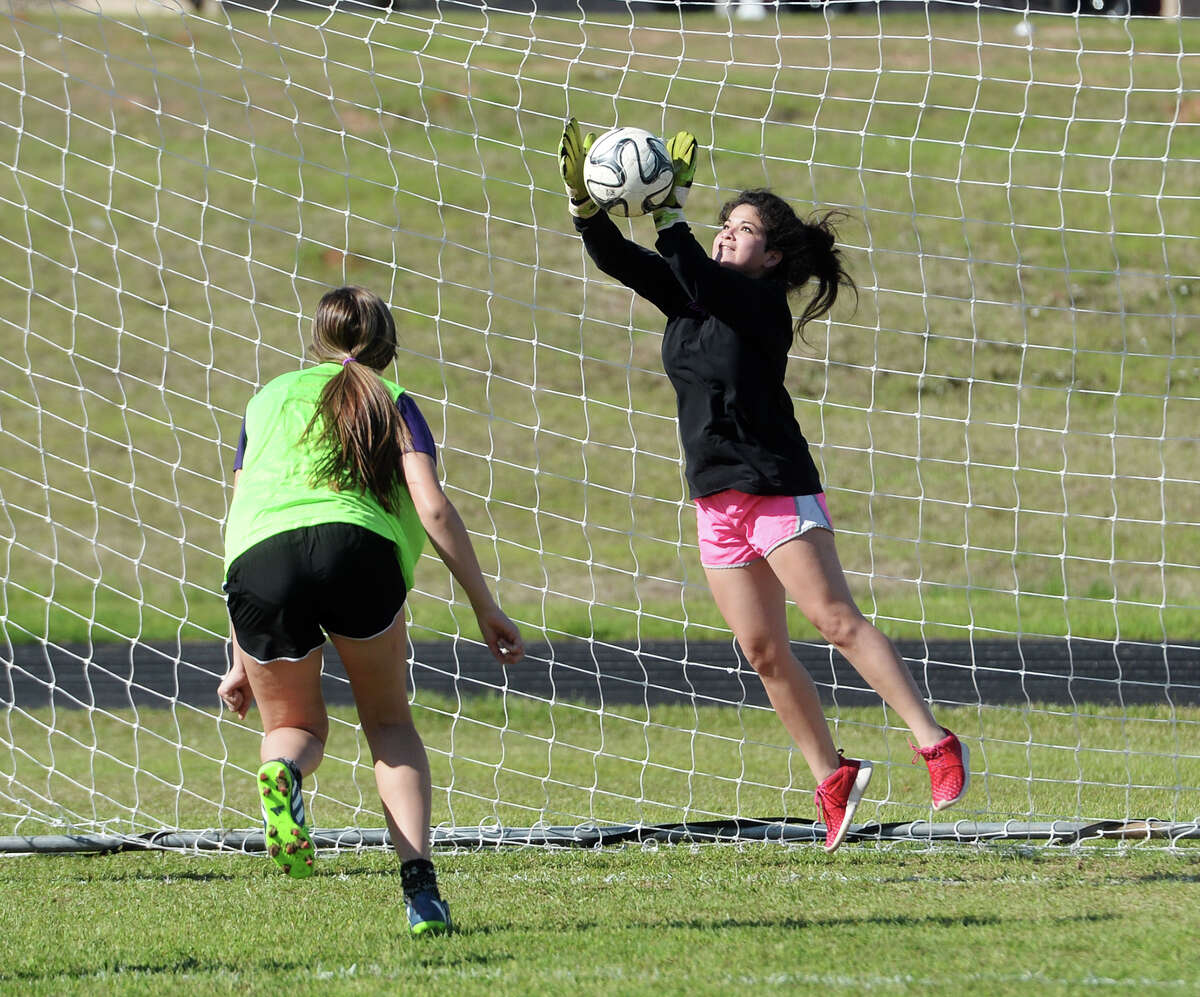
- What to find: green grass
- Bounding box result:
[0,8,1196,647]
[1,12,1196,992]
[4,698,1197,838]
[1,845,1197,995]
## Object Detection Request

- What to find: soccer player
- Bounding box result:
[559,119,967,852]
[217,285,524,933]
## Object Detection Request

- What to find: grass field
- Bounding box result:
[0,6,1197,647]
[1,845,1198,995]
[5,698,1197,837]
[1,8,1199,991]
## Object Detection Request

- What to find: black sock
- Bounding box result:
[401,858,439,899]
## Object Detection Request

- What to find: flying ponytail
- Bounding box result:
[718,190,858,341]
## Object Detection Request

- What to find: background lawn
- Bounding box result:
[0,8,1197,991]
[0,5,1195,647]
[1,845,1198,995]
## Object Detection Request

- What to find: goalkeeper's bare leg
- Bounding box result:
[704,560,872,852]
[769,529,969,811]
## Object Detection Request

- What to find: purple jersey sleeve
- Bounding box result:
[233,420,248,471]
[231,393,436,472]
[398,393,437,464]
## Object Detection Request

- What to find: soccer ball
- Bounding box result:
[583,126,675,218]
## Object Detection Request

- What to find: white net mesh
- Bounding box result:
[0,0,1196,849]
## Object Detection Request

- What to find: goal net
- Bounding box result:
[1,0,1196,852]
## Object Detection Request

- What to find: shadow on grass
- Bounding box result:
[0,956,302,983]
[684,910,1120,931]
[1124,869,1200,885]
[2,949,514,983]
[70,854,395,884]
[61,866,247,885]
[410,951,514,970]
[452,910,1118,936]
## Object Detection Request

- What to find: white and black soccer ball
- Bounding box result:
[582,126,675,218]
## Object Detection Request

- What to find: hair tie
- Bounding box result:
[342,356,356,366]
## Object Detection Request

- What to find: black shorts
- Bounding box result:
[224,523,408,662]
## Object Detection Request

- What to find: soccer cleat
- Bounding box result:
[257,759,315,880]
[813,754,873,854]
[406,890,452,937]
[913,729,970,812]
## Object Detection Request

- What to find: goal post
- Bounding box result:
[0,0,1197,852]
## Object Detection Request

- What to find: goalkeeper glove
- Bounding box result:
[559,117,599,219]
[652,129,698,231]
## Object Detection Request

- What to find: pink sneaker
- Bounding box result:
[913,730,970,811]
[814,755,873,854]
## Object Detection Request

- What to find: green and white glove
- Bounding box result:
[559,116,599,220]
[652,129,698,231]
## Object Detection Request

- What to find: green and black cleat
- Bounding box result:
[257,759,315,880]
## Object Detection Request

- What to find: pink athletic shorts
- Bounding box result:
[696,489,833,569]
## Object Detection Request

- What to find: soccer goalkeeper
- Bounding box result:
[560,118,967,851]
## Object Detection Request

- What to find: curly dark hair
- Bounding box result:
[718,189,857,339]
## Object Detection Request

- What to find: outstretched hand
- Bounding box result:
[653,128,699,229]
[559,116,599,219]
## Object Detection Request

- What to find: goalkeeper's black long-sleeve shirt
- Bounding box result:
[575,211,823,500]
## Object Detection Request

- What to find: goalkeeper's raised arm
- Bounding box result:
[560,123,969,852]
[559,118,686,315]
